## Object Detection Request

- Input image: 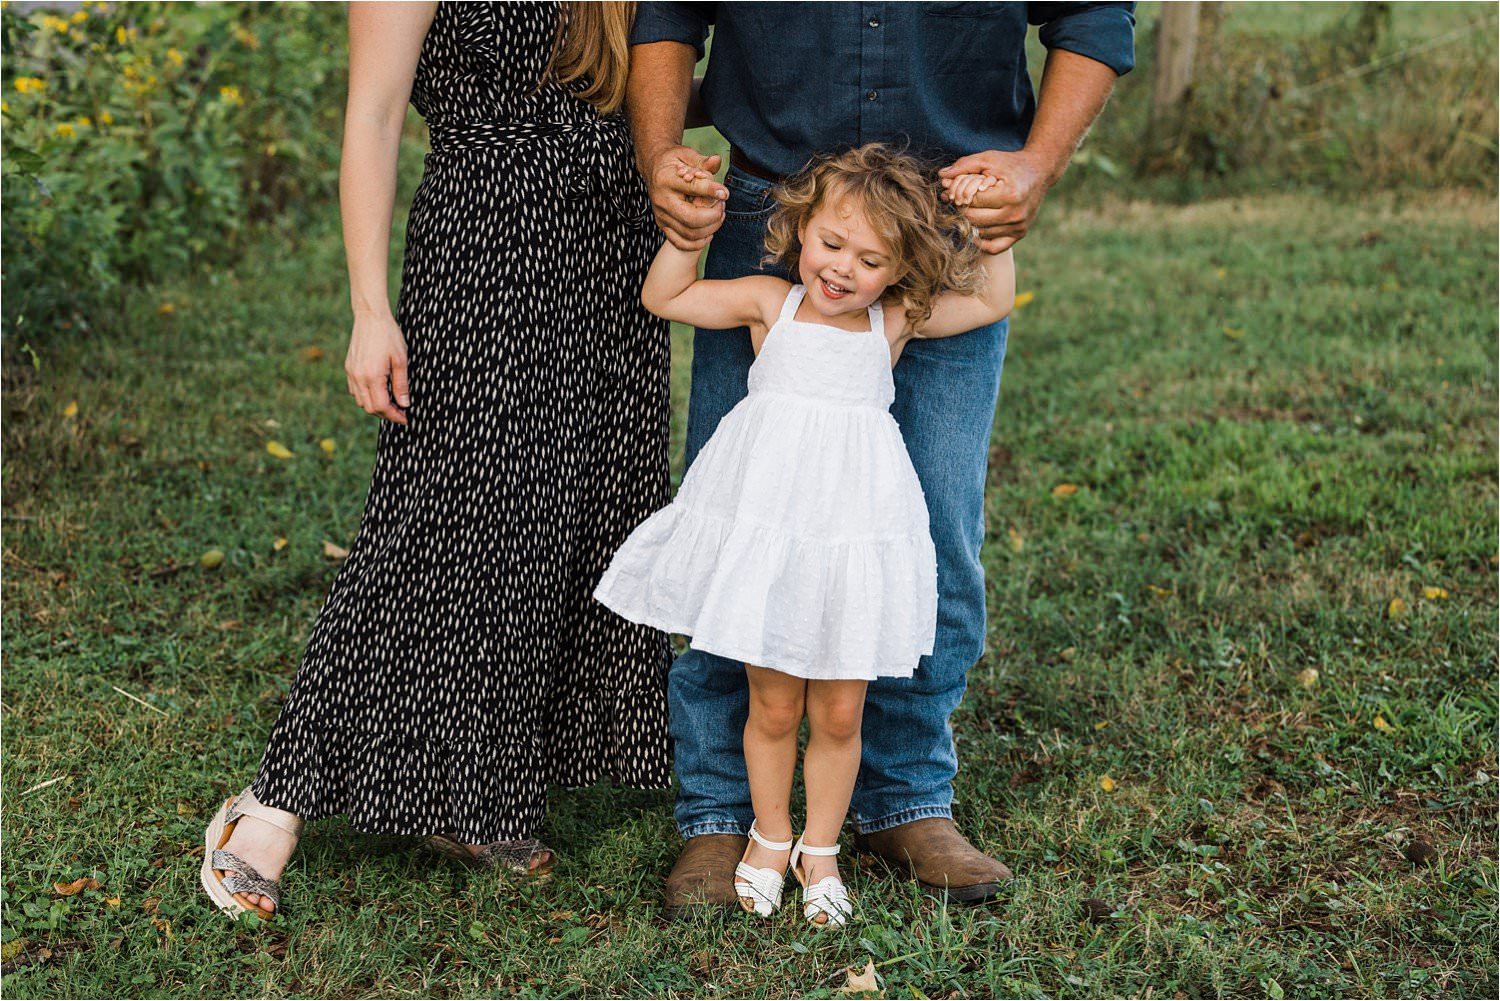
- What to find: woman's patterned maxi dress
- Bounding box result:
[252,2,672,844]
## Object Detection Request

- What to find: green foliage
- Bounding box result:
[0,2,345,340]
[1071,3,1498,200]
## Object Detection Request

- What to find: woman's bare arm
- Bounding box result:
[340,1,435,423]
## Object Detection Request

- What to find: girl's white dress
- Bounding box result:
[594,285,937,681]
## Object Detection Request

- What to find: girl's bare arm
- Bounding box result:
[641,241,788,334]
[905,248,1016,341]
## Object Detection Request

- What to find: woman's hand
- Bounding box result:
[345,310,410,424]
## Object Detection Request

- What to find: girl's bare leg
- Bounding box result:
[741,664,806,873]
[801,678,868,888]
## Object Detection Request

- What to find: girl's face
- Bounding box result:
[796,196,901,321]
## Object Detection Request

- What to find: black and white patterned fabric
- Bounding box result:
[252,1,672,844]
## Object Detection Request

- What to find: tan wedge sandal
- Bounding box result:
[200,787,303,920]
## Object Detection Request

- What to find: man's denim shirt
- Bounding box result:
[632,2,1136,177]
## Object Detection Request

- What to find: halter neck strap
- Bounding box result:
[778,284,807,324]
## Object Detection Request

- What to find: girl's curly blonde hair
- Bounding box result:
[763,144,984,333]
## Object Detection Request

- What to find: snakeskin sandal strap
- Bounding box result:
[473,839,555,873]
[211,850,282,910]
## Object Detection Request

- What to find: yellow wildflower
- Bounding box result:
[43,14,70,33]
[166,47,183,67]
[13,76,46,94]
[99,110,113,125]
[1,101,8,115]
[72,10,88,23]
[115,25,126,44]
[219,85,244,106]
[233,25,260,50]
[75,115,91,127]
[54,122,76,138]
[122,64,138,80]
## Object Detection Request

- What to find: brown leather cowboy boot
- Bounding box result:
[662,833,748,920]
[853,817,1013,903]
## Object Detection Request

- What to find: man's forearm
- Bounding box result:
[627,40,697,177]
[1026,48,1119,186]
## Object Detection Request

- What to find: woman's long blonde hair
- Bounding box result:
[548,2,636,116]
[763,145,984,334]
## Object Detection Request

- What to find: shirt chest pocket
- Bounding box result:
[918,2,1023,77]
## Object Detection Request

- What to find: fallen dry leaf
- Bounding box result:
[1006,527,1024,553]
[62,400,79,418]
[298,345,326,363]
[200,548,225,570]
[1222,325,1245,340]
[1012,291,1035,310]
[1098,775,1117,793]
[272,537,289,552]
[1296,667,1320,689]
[1051,483,1079,498]
[53,876,102,896]
[1373,714,1395,733]
[319,438,336,455]
[158,302,176,315]
[265,440,293,459]
[322,540,350,561]
[837,960,882,996]
[1422,586,1448,601]
[1387,597,1409,619]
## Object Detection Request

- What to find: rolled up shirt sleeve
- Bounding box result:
[632,2,713,60]
[1029,2,1137,76]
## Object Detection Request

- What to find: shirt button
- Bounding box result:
[866,89,878,101]
[868,17,880,27]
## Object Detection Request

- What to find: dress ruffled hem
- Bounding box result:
[593,504,936,681]
[253,696,670,844]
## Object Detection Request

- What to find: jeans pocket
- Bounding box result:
[723,168,776,220]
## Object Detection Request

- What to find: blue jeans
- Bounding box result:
[670,167,1008,837]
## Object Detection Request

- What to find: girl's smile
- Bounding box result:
[796,197,901,326]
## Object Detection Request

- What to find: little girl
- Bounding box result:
[595,144,1014,926]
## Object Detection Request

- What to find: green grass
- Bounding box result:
[3,188,1496,998]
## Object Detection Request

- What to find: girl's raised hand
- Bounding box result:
[345,311,410,425]
[944,172,998,208]
[676,162,717,184]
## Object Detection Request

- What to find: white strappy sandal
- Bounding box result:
[791,836,854,927]
[200,787,304,920]
[733,822,793,917]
